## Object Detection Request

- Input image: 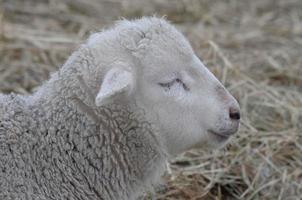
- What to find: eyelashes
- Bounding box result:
[158,78,190,91]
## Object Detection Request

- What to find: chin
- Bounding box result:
[207,133,232,149]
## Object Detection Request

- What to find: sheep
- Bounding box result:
[0,17,240,200]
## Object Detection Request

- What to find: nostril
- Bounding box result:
[229,108,240,120]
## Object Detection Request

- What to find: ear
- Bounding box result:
[95,67,133,106]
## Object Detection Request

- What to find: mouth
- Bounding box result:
[208,130,232,142]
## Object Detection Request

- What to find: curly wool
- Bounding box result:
[0,85,166,200]
[0,18,169,200]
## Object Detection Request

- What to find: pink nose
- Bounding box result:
[229,107,240,120]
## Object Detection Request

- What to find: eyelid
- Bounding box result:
[158,81,174,88]
[158,78,190,91]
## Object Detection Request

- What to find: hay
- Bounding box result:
[1,0,301,199]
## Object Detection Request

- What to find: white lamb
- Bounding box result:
[0,17,240,200]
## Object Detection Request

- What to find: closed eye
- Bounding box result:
[158,78,190,91]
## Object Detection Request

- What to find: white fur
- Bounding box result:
[95,67,133,106]
[0,17,240,199]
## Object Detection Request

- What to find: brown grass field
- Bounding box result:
[0,0,301,199]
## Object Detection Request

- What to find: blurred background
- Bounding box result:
[0,0,301,199]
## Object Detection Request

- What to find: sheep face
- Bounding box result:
[129,26,240,156]
[95,18,240,156]
[133,49,240,155]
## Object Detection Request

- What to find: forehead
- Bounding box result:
[155,28,193,58]
[142,51,194,78]
[141,32,194,75]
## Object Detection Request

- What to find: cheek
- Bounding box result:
[138,82,218,129]
[157,108,210,154]
[157,103,203,136]
[188,93,218,123]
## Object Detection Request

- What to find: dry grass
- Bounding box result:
[1,0,301,199]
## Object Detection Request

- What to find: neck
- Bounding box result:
[25,71,167,200]
[1,43,167,199]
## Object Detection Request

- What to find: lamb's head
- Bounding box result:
[94,17,240,156]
